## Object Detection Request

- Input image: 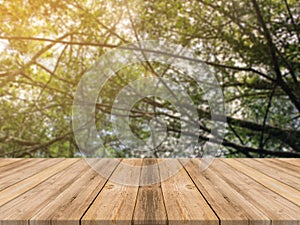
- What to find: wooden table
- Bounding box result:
[0,158,299,225]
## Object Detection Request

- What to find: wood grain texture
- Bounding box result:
[0,158,43,180]
[81,159,142,225]
[240,158,300,191]
[30,159,120,225]
[159,159,219,225]
[249,158,300,179]
[0,158,78,207]
[0,159,82,225]
[220,159,300,225]
[133,159,167,225]
[269,159,300,178]
[0,158,63,191]
[0,158,23,168]
[276,158,300,168]
[181,159,269,225]
[0,158,300,225]
[222,158,300,208]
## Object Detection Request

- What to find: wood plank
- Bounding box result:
[270,159,300,177]
[81,159,142,225]
[0,158,23,168]
[276,158,300,168]
[0,158,78,207]
[0,159,299,225]
[222,158,300,207]
[159,159,218,225]
[0,158,64,191]
[133,158,167,225]
[0,159,87,225]
[219,159,300,225]
[0,158,40,176]
[249,158,300,179]
[239,158,300,191]
[181,158,270,225]
[30,159,120,225]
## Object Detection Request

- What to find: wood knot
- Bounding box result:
[106,184,114,189]
[186,184,195,189]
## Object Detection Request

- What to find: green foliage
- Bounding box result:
[0,0,299,158]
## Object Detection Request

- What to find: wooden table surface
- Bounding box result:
[0,158,299,225]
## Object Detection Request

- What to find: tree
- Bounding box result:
[0,0,299,158]
[136,0,300,157]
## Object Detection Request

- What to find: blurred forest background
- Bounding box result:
[0,0,299,158]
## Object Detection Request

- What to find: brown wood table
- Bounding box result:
[0,158,299,225]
